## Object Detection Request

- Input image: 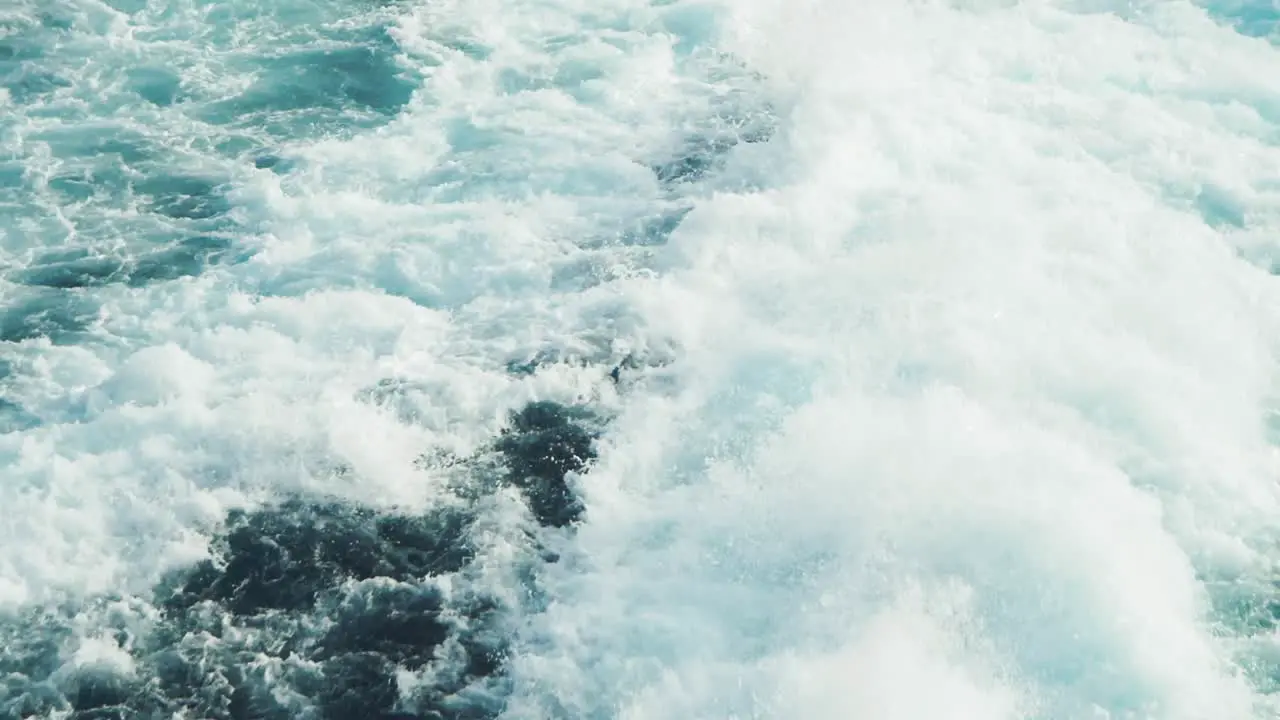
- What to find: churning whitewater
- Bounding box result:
[2,0,1280,718]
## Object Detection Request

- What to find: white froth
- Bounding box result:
[505,0,1280,717]
[2,0,1280,717]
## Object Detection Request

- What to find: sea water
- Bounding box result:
[2,0,1280,718]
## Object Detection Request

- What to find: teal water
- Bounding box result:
[2,1,1280,718]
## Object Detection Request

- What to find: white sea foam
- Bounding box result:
[1,0,1279,717]
[498,1,1280,717]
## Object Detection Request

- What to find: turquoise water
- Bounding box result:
[2,0,1280,718]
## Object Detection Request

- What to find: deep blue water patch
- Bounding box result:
[504,350,660,394]
[0,400,603,720]
[32,127,158,165]
[128,235,243,285]
[0,164,24,190]
[1194,184,1248,229]
[620,206,693,246]
[8,126,243,284]
[0,8,70,103]
[653,135,739,185]
[1,66,71,105]
[251,153,300,174]
[125,67,183,107]
[493,401,599,528]
[11,250,127,290]
[0,21,50,98]
[134,175,232,221]
[650,114,775,187]
[1209,578,1280,635]
[163,500,476,616]
[0,397,41,434]
[197,23,415,139]
[47,172,107,204]
[1203,0,1280,39]
[0,290,99,344]
[100,0,150,15]
[1201,569,1280,694]
[235,43,409,114]
[11,236,244,290]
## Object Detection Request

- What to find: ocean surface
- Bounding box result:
[2,0,1280,718]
